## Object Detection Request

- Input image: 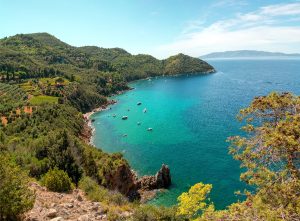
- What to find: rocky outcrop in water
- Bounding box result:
[107,164,172,201]
[137,164,171,191]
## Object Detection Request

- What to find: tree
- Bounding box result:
[227,92,300,220]
[177,182,213,219]
[187,92,300,221]
[0,154,35,220]
[229,92,300,186]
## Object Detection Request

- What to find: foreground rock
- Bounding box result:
[138,164,171,190]
[103,163,172,202]
[24,183,111,221]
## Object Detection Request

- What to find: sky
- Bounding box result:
[1,0,300,58]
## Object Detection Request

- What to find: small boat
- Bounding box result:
[137,102,142,105]
[137,122,141,125]
[143,108,147,113]
[122,116,128,120]
[112,114,116,117]
[122,134,127,137]
[147,128,153,131]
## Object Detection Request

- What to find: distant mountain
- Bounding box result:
[200,50,300,59]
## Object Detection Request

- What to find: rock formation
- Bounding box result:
[107,164,171,201]
[137,164,171,191]
[106,164,140,201]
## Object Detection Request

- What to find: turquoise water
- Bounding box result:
[91,59,300,209]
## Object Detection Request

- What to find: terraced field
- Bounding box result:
[29,95,58,105]
[0,83,27,114]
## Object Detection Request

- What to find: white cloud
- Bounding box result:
[152,2,300,58]
[260,3,300,16]
[212,0,248,8]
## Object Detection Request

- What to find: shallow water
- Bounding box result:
[91,59,300,209]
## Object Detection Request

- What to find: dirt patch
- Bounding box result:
[1,116,7,126]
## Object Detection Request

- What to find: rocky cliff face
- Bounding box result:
[107,164,140,201]
[108,164,172,201]
[137,164,171,191]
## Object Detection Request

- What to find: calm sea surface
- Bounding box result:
[91,59,300,209]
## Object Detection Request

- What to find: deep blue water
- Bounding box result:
[91,59,300,209]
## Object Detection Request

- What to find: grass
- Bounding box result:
[29,95,58,105]
[39,77,70,86]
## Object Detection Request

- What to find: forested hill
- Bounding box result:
[0,33,215,112]
[0,33,215,79]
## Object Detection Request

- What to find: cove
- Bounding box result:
[91,59,300,209]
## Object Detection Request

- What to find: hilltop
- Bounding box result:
[0,32,214,79]
[0,33,215,113]
[200,50,300,59]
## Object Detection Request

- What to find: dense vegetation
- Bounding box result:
[0,154,34,220]
[0,33,214,113]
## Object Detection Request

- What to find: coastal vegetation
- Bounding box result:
[0,33,214,113]
[0,33,299,220]
[0,154,35,220]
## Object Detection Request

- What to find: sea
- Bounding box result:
[90,58,300,209]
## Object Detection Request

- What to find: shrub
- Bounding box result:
[132,205,180,221]
[107,209,122,221]
[41,167,73,192]
[177,182,213,218]
[0,154,35,220]
[79,176,128,206]
[79,176,109,202]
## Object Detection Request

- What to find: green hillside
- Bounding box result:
[0,33,215,112]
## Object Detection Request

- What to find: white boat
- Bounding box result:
[122,116,128,120]
[147,128,153,131]
[137,102,142,105]
[137,122,141,125]
[143,108,147,113]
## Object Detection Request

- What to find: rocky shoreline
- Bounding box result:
[82,99,117,145]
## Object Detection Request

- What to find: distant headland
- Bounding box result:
[200,50,300,59]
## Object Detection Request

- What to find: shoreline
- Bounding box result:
[82,99,118,145]
[82,86,135,145]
